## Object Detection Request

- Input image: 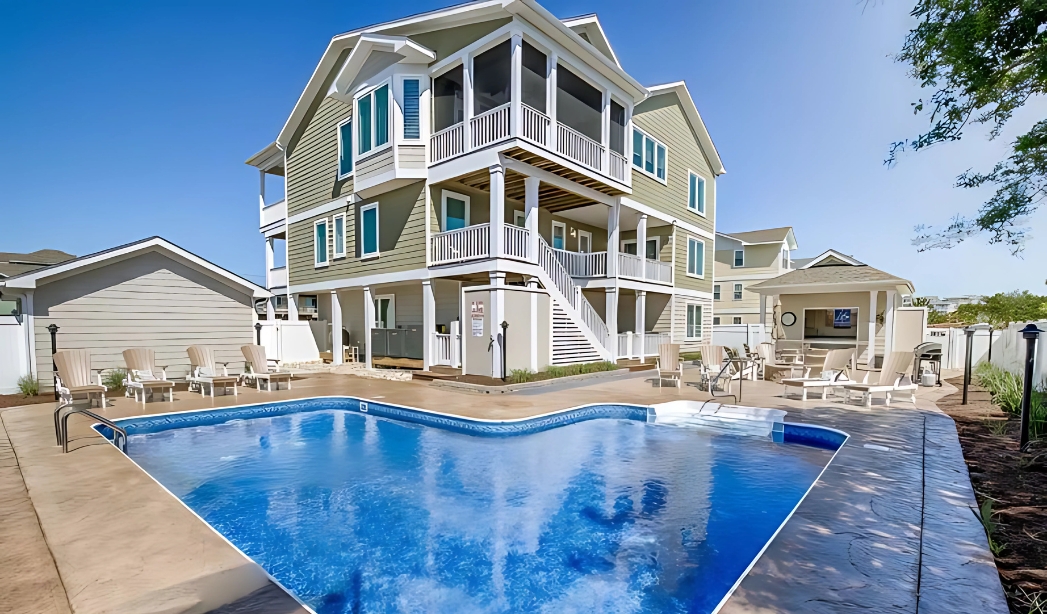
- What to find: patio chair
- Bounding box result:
[781,348,857,401]
[53,349,106,408]
[696,344,733,393]
[241,345,293,391]
[843,351,918,407]
[655,343,683,388]
[186,345,238,398]
[121,348,175,403]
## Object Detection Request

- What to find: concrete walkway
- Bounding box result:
[0,368,1009,613]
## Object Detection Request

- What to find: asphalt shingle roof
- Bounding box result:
[748,264,912,290]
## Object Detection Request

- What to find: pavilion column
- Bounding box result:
[759,294,767,326]
[524,176,540,262]
[489,164,505,258]
[607,200,620,277]
[422,280,435,371]
[868,290,878,367]
[364,286,374,369]
[331,291,343,365]
[884,289,897,359]
[606,287,619,361]
[636,290,646,364]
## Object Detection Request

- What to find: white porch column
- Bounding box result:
[600,88,610,172]
[259,169,266,208]
[463,53,474,151]
[510,33,522,138]
[607,199,620,277]
[489,163,505,258]
[885,289,897,358]
[548,52,558,147]
[606,287,618,362]
[287,293,299,321]
[364,286,374,369]
[265,237,275,288]
[524,176,540,262]
[527,277,539,372]
[759,294,767,326]
[636,290,647,364]
[868,290,878,367]
[423,280,435,371]
[490,272,506,378]
[636,214,648,262]
[331,291,343,365]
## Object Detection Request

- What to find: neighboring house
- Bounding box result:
[248,1,725,375]
[747,249,918,367]
[712,227,797,325]
[0,249,75,279]
[917,295,983,313]
[0,237,269,393]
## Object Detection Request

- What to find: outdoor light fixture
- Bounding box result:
[255,322,263,346]
[962,323,991,405]
[47,324,59,401]
[1020,324,1043,451]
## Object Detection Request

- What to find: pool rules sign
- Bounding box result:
[471,301,484,337]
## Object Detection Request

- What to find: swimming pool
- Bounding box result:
[116,399,844,614]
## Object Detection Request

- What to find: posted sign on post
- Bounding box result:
[471,301,484,337]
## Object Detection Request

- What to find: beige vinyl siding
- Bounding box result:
[618,226,673,261]
[409,18,512,61]
[399,144,426,169]
[288,181,427,286]
[356,147,395,185]
[671,295,713,352]
[630,94,715,234]
[286,96,353,217]
[32,252,254,390]
[674,228,712,293]
[713,243,783,279]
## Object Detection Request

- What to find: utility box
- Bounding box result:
[462,285,551,378]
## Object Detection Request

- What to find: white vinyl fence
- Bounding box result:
[712,324,769,354]
[928,321,1047,384]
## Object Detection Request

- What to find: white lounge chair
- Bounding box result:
[54,349,107,407]
[186,345,238,398]
[655,343,683,388]
[843,351,918,407]
[697,344,733,393]
[241,345,293,391]
[781,348,856,401]
[122,348,175,403]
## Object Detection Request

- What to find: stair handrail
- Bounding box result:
[538,236,611,352]
[58,404,128,453]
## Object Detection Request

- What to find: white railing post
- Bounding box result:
[489,164,504,258]
[525,176,540,263]
[607,200,619,277]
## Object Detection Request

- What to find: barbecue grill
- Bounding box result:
[912,341,942,386]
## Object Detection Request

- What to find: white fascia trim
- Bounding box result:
[0,237,271,298]
[329,34,435,99]
[645,82,725,175]
[288,257,539,294]
[619,197,714,241]
[287,197,351,225]
[799,249,863,269]
[748,280,915,295]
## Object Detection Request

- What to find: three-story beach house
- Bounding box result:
[248,0,724,375]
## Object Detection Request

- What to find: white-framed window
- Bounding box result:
[781,247,790,268]
[713,284,721,301]
[355,81,390,157]
[441,190,470,231]
[337,117,353,178]
[360,203,379,258]
[631,127,667,183]
[686,237,704,278]
[622,238,659,259]
[577,229,592,253]
[332,213,346,258]
[733,283,743,300]
[401,77,422,140]
[373,294,395,329]
[713,316,721,325]
[734,249,744,267]
[314,218,329,267]
[733,316,742,325]
[686,304,703,340]
[688,171,706,215]
[551,221,566,250]
[513,210,525,227]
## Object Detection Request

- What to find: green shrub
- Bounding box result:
[16,374,39,397]
[508,362,618,384]
[975,362,1047,438]
[680,352,702,361]
[102,369,127,391]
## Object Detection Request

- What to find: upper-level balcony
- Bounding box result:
[260,198,287,233]
[428,36,632,192]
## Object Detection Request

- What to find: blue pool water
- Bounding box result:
[125,403,836,614]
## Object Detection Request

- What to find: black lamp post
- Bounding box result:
[255,322,263,346]
[47,323,59,400]
[500,321,508,382]
[1019,324,1043,451]
[962,323,991,405]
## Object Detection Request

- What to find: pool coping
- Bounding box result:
[99,395,850,613]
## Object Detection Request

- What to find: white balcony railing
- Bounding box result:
[608,152,628,182]
[430,224,490,265]
[503,224,530,260]
[260,199,286,230]
[471,103,511,150]
[556,122,604,172]
[617,331,672,359]
[267,266,287,289]
[431,123,465,164]
[617,253,673,285]
[617,252,644,279]
[552,249,606,277]
[521,104,550,147]
[433,333,454,366]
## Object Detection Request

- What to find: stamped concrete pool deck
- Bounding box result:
[0,368,1009,613]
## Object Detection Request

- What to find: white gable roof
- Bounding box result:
[645,82,725,176]
[799,249,864,269]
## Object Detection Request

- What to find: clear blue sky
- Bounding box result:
[3,0,1044,296]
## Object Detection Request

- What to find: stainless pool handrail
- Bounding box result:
[58,405,128,454]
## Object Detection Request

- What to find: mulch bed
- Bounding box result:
[937,377,1047,612]
[0,394,57,409]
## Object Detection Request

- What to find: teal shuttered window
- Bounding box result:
[633,128,667,182]
[361,204,379,257]
[338,119,352,177]
[403,79,420,139]
[314,219,329,267]
[357,83,389,156]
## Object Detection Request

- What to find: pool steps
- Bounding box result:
[647,401,787,441]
